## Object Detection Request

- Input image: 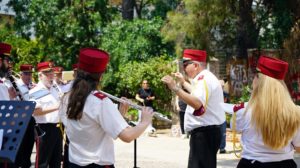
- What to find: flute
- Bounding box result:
[98,90,172,124]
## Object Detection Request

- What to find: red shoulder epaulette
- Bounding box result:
[198,75,204,80]
[93,91,107,100]
[233,102,244,113]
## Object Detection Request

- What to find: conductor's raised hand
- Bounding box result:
[172,72,185,85]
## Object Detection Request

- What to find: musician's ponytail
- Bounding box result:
[66,69,102,120]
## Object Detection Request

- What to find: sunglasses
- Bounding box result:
[183,60,194,69]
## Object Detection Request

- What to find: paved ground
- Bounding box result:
[114,129,300,168]
[30,129,300,168]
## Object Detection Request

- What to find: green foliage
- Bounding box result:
[143,0,180,19]
[100,18,175,98]
[161,0,236,56]
[0,27,44,72]
[231,85,251,104]
[8,0,118,69]
[101,56,176,114]
[258,0,294,49]
[101,18,174,70]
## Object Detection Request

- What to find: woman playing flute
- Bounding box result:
[59,48,153,168]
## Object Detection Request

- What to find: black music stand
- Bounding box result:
[129,121,139,168]
[0,101,36,163]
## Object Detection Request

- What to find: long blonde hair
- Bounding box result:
[247,73,300,149]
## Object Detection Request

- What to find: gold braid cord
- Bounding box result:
[232,112,242,158]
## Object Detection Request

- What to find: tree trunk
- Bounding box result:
[122,0,135,20]
[236,0,259,58]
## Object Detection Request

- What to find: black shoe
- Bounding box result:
[219,149,227,154]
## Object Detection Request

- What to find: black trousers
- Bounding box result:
[36,123,63,168]
[1,117,36,168]
[237,158,297,168]
[188,125,221,168]
[179,112,185,134]
[69,162,115,168]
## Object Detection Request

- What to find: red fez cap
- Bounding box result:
[72,63,78,70]
[37,61,54,72]
[0,42,12,56]
[183,49,207,62]
[257,56,288,80]
[20,64,33,72]
[53,66,64,73]
[78,48,109,73]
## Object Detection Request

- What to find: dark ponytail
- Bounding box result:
[66,69,102,120]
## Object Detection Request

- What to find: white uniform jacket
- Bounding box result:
[29,81,60,123]
[185,69,225,132]
[59,90,129,166]
[0,79,9,100]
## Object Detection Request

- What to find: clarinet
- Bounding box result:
[7,68,24,100]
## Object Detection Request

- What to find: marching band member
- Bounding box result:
[232,56,300,168]
[0,42,16,100]
[29,61,62,168]
[162,49,225,168]
[16,64,35,100]
[59,48,153,168]
[0,42,11,100]
[12,64,36,168]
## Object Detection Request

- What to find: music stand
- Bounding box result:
[0,101,36,163]
[129,121,139,168]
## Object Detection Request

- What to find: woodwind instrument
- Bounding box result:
[98,90,172,123]
[7,69,24,100]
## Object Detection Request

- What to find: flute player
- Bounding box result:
[59,48,153,168]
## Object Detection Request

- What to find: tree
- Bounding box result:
[102,18,173,69]
[162,0,300,59]
[101,18,175,94]
[161,0,236,57]
[122,0,135,20]
[8,0,116,69]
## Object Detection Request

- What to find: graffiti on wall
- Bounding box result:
[230,64,248,97]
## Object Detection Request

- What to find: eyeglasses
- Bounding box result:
[183,61,194,69]
[143,82,148,84]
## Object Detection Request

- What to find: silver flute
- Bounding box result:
[98,90,172,123]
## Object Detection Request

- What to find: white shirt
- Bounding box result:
[185,69,225,132]
[60,80,73,93]
[0,80,9,100]
[16,79,31,100]
[233,107,300,162]
[59,91,129,166]
[29,81,60,123]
